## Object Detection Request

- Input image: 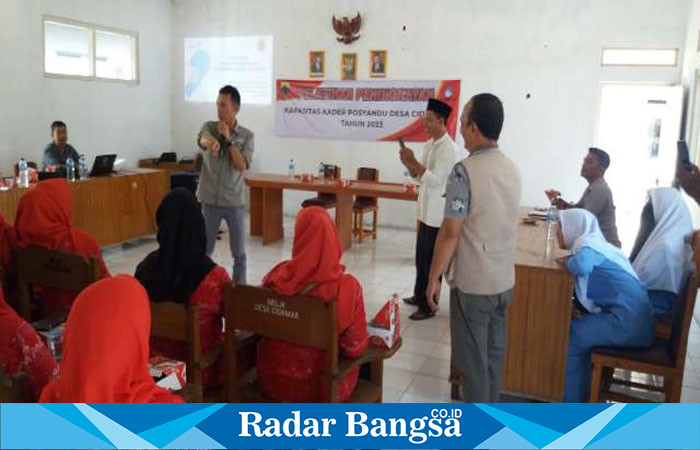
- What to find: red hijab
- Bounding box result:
[262,207,356,329]
[40,275,181,403]
[13,179,99,256]
[0,286,58,400]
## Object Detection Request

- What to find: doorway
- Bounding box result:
[595,83,683,253]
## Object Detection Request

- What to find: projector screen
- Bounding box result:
[184,36,273,104]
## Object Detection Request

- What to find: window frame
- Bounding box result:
[42,15,140,84]
[600,47,679,67]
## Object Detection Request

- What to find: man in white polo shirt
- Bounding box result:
[399,99,456,320]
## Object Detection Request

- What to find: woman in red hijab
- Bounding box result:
[13,179,109,317]
[0,214,58,401]
[0,214,13,271]
[40,275,181,403]
[257,206,369,402]
[0,286,58,401]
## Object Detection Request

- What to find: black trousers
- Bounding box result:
[413,221,441,313]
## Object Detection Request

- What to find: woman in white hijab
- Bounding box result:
[629,187,694,317]
[557,209,654,402]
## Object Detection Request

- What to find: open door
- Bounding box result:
[595,83,683,252]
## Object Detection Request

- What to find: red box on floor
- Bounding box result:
[148,356,186,391]
[368,294,400,349]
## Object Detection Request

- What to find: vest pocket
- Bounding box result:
[482,241,514,254]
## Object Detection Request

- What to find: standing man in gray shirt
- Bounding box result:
[550,148,621,247]
[197,85,254,284]
[426,93,522,402]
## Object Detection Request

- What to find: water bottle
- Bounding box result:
[545,202,559,260]
[17,158,29,188]
[288,158,295,177]
[78,154,88,180]
[546,201,558,242]
[66,157,76,182]
[318,162,325,180]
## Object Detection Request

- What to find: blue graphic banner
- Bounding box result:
[1,403,699,449]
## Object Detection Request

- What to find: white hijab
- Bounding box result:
[560,209,639,313]
[631,187,693,294]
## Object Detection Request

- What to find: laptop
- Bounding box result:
[90,154,117,177]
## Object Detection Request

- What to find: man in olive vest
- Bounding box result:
[426,93,522,402]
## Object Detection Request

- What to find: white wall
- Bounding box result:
[0,0,173,173]
[171,0,690,228]
[682,0,700,146]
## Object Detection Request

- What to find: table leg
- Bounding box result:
[335,192,353,250]
[249,187,263,237]
[262,188,284,245]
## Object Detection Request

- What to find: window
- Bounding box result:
[601,48,678,67]
[43,16,138,82]
[96,30,136,80]
[44,21,91,77]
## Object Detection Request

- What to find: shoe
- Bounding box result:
[403,296,418,306]
[409,310,435,320]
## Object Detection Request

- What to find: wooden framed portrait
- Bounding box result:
[341,53,357,81]
[370,50,387,78]
[309,51,325,78]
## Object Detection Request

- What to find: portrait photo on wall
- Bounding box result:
[309,51,325,78]
[341,53,357,81]
[370,50,387,78]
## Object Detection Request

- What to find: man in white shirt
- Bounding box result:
[399,99,456,320]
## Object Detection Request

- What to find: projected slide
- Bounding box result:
[184,36,273,104]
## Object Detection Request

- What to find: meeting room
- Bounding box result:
[2,0,700,415]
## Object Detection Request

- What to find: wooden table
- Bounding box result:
[0,169,168,247]
[245,173,418,249]
[501,211,574,402]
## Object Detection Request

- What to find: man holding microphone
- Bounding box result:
[400,99,456,320]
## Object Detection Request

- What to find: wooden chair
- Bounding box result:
[150,302,223,403]
[15,246,101,321]
[224,283,400,403]
[301,165,341,209]
[588,274,698,403]
[352,167,379,242]
[13,161,37,177]
[0,368,32,403]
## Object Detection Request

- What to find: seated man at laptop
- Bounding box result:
[43,121,80,171]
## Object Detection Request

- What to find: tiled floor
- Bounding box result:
[102,215,700,403]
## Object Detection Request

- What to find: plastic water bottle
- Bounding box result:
[544,202,558,260]
[546,202,558,242]
[17,158,29,188]
[288,158,295,177]
[66,157,76,182]
[318,162,325,180]
[78,155,88,180]
[546,203,558,237]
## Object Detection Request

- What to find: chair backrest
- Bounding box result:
[324,164,341,180]
[669,274,698,365]
[356,167,379,204]
[317,165,341,201]
[150,301,206,397]
[0,368,32,403]
[13,161,38,177]
[15,246,101,320]
[224,283,338,401]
